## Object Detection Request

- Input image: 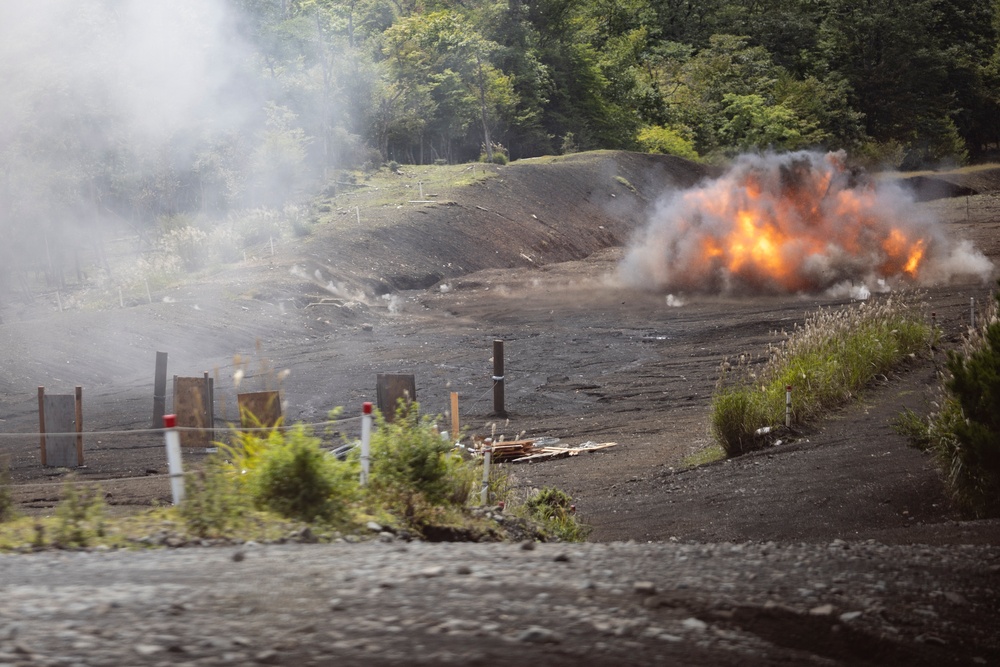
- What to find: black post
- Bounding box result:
[152,351,168,428]
[493,339,506,416]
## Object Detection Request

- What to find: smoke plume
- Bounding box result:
[619,151,993,295]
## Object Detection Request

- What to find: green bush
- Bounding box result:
[180,458,247,537]
[370,402,475,518]
[218,422,357,524]
[525,487,589,542]
[926,284,1000,517]
[637,125,700,160]
[54,479,106,548]
[712,296,930,456]
[0,460,16,523]
[250,425,357,523]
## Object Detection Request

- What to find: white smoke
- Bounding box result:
[620,151,994,295]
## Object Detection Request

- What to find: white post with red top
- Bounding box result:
[163,414,185,504]
[480,440,492,505]
[360,402,373,486]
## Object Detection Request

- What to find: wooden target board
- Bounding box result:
[173,376,215,447]
[376,374,416,422]
[43,394,79,468]
[237,391,282,429]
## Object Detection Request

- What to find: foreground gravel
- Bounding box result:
[1,539,998,666]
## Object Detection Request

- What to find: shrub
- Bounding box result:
[479,142,509,165]
[160,226,209,271]
[925,283,1000,517]
[637,125,700,160]
[250,425,357,523]
[0,459,15,523]
[712,295,930,455]
[54,478,106,548]
[179,458,247,537]
[525,487,589,542]
[219,423,357,524]
[369,402,475,520]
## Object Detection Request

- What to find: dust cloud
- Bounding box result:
[619,151,994,295]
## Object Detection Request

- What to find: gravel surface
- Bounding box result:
[1,539,998,666]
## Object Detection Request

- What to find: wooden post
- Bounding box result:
[493,339,506,417]
[450,392,460,441]
[152,351,168,428]
[204,371,215,440]
[38,386,46,466]
[75,386,84,465]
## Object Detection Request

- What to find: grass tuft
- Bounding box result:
[712,295,931,456]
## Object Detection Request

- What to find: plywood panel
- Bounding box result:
[173,376,213,447]
[238,391,282,429]
[43,394,79,467]
[376,374,416,422]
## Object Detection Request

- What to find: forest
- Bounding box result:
[1,0,999,277]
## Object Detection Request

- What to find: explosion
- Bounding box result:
[620,151,992,295]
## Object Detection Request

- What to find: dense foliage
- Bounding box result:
[923,283,1000,517]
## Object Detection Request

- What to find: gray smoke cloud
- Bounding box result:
[619,151,994,295]
[0,0,263,271]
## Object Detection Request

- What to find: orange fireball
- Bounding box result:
[621,151,948,294]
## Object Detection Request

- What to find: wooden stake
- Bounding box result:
[38,386,46,466]
[75,386,84,465]
[450,392,460,441]
[493,340,506,416]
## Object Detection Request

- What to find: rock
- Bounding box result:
[134,644,164,656]
[328,598,345,611]
[633,581,657,595]
[455,565,472,575]
[0,623,19,641]
[419,565,445,578]
[553,553,571,562]
[516,626,562,644]
[232,550,246,563]
[839,611,863,623]
[366,521,383,533]
[378,531,395,543]
[520,540,536,550]
[681,618,707,632]
[943,592,968,605]
[256,649,280,664]
[809,604,835,616]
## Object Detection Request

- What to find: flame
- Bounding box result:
[620,151,962,294]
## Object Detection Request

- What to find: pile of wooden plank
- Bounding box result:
[511,441,617,463]
[473,439,618,463]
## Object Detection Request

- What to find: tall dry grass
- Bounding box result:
[712,295,930,456]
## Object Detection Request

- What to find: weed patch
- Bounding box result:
[712,295,930,456]
[921,283,1000,517]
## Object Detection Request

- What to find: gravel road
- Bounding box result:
[1,538,998,666]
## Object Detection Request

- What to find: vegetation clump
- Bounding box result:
[0,460,16,524]
[53,477,106,548]
[524,487,590,542]
[712,295,930,456]
[907,283,1000,518]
